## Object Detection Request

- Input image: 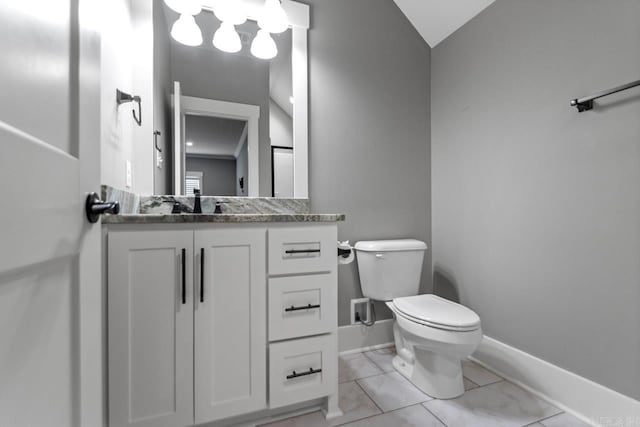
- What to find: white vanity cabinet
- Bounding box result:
[266,226,340,415]
[107,230,195,427]
[106,222,339,427]
[194,228,266,423]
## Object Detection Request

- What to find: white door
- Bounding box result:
[273,148,294,198]
[108,230,194,427]
[194,227,267,424]
[0,1,102,426]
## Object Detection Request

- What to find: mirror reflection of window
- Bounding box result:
[185,171,203,195]
[184,115,248,196]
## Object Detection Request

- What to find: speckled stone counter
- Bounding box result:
[102,213,345,224]
[100,186,345,224]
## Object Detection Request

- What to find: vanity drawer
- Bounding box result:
[269,335,337,409]
[268,226,335,275]
[268,273,337,342]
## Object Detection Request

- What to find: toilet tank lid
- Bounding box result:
[354,239,427,252]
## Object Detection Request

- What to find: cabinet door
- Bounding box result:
[194,228,267,424]
[108,230,194,427]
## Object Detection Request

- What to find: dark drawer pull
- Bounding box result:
[285,303,320,312]
[200,248,205,303]
[286,367,322,380]
[181,248,186,305]
[285,249,321,254]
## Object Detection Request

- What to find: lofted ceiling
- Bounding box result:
[393,0,495,47]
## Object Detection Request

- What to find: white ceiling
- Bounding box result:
[393,0,495,47]
[185,115,247,158]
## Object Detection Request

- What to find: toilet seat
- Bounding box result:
[391,294,481,332]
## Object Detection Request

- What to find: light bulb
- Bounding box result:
[251,29,278,60]
[213,0,247,26]
[213,22,242,53]
[164,0,202,16]
[171,14,203,46]
[257,0,288,34]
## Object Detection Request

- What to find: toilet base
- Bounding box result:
[392,350,465,400]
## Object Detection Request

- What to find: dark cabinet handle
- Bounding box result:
[286,367,322,380]
[85,192,120,223]
[181,249,186,305]
[200,248,205,303]
[285,304,320,312]
[285,249,321,254]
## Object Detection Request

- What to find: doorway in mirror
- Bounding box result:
[184,115,249,196]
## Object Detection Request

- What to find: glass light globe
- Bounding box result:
[171,14,203,46]
[213,22,242,53]
[257,0,288,34]
[251,29,278,60]
[164,0,202,16]
[213,0,247,26]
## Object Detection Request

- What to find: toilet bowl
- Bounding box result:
[354,239,482,399]
[387,294,481,399]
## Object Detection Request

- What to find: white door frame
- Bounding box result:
[175,93,260,197]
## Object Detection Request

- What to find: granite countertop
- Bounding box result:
[102,213,346,224]
[100,186,345,224]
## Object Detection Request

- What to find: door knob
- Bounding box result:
[85,192,120,223]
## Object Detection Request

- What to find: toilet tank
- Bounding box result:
[354,239,427,301]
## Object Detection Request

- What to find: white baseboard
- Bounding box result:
[338,319,394,353]
[472,336,640,426]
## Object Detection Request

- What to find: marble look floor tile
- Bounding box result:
[462,360,503,386]
[341,404,444,427]
[357,372,432,412]
[339,353,383,383]
[329,381,381,426]
[463,377,479,391]
[259,410,329,427]
[539,412,591,427]
[364,347,396,373]
[423,380,562,427]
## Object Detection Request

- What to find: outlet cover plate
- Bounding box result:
[350,297,371,325]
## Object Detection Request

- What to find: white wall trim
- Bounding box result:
[338,319,394,353]
[472,336,640,426]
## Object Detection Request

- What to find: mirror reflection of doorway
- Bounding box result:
[184,115,248,196]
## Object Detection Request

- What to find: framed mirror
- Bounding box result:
[154,0,309,198]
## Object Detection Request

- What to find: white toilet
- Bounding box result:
[354,239,482,399]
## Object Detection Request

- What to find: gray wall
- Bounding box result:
[170,25,271,196]
[153,2,172,194]
[432,0,640,399]
[186,156,237,196]
[303,0,431,326]
[269,99,293,148]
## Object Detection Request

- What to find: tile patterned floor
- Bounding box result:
[261,347,591,427]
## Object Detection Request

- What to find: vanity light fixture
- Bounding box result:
[213,22,242,53]
[166,0,289,59]
[212,0,246,53]
[250,29,278,60]
[171,14,204,46]
[213,0,247,25]
[257,0,289,34]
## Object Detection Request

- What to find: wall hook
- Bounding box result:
[153,131,162,152]
[116,89,142,126]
